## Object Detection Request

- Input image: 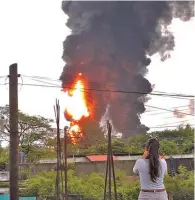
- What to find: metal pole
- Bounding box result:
[9,63,19,200]
[64,126,68,200]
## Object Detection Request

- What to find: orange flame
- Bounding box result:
[63,73,90,144]
[67,122,84,144]
[66,79,89,120]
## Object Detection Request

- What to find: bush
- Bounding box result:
[19,168,34,180]
[0,182,25,188]
[0,181,9,188]
[165,166,194,200]
[19,166,193,200]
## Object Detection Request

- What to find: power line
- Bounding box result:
[145,109,189,116]
[2,75,194,99]
[22,75,60,82]
[118,125,194,131]
[145,105,194,117]
[22,75,194,98]
[154,120,192,127]
[145,105,190,114]
[16,82,194,99]
[2,82,194,118]
[29,78,61,87]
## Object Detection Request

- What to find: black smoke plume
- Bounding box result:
[60,1,194,137]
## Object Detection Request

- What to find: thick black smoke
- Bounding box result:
[60,1,194,137]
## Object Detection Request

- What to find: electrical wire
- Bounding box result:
[145,109,190,116]
[144,105,190,113]
[21,75,194,98]
[16,80,194,117]
[154,120,192,127]
[16,82,194,100]
[29,78,61,87]
[145,105,194,117]
[117,125,194,131]
[22,75,60,82]
[2,74,194,99]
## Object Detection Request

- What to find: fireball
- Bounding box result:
[63,73,90,144]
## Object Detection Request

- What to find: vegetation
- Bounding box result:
[165,165,194,200]
[0,108,194,199]
[0,147,8,168]
[12,166,193,200]
[40,125,194,159]
[0,105,54,162]
[0,125,193,167]
[76,126,194,156]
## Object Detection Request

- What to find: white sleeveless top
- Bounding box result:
[133,158,167,190]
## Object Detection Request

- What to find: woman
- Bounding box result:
[133,138,168,200]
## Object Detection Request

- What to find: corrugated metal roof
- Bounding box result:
[86,155,118,161]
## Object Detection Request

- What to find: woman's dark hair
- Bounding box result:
[145,138,160,182]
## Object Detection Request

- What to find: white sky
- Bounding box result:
[0,1,194,137]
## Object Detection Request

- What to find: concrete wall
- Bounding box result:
[18,157,194,176]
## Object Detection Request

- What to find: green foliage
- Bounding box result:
[75,127,194,157]
[0,181,24,188]
[0,105,54,162]
[125,134,149,153]
[19,165,193,200]
[67,162,76,170]
[82,127,194,156]
[0,147,8,166]
[165,165,194,200]
[19,168,34,180]
[84,143,107,155]
[20,170,56,197]
[160,140,180,155]
[0,182,9,188]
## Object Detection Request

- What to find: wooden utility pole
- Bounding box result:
[103,120,117,200]
[64,126,68,200]
[54,100,61,199]
[9,63,19,200]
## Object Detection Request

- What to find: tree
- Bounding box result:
[160,140,180,155]
[0,147,8,168]
[125,133,149,153]
[0,105,54,159]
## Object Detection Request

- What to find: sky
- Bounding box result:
[0,0,194,140]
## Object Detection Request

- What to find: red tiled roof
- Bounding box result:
[86,155,118,162]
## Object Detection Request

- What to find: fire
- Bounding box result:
[66,79,89,120]
[67,122,84,144]
[63,73,90,144]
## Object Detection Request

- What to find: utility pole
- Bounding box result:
[64,126,68,200]
[103,120,117,200]
[54,100,61,199]
[9,63,20,200]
